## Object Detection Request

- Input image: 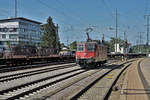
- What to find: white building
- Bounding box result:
[113,43,131,54]
[0,17,42,49]
[114,43,124,53]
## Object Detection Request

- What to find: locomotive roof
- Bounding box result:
[77,41,97,43]
[77,41,100,44]
[77,41,105,46]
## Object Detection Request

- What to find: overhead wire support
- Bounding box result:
[144,15,150,46]
[124,31,127,54]
[115,8,118,42]
[138,32,144,53]
[115,8,118,53]
[15,0,17,18]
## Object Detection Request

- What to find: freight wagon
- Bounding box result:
[0,45,74,66]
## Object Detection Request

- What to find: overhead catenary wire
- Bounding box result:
[54,0,89,25]
[144,0,150,14]
[36,0,86,26]
[98,0,114,18]
[0,8,11,17]
[36,0,87,34]
[35,0,130,44]
[35,0,74,28]
[35,0,87,45]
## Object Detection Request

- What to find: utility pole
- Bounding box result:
[144,15,150,46]
[115,8,118,53]
[138,32,144,53]
[67,36,69,47]
[138,32,141,53]
[140,32,142,53]
[15,0,17,18]
[124,31,128,61]
[102,34,104,44]
[124,31,127,53]
[115,8,118,41]
[136,39,139,53]
[124,31,127,42]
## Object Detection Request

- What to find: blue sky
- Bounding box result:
[0,0,149,45]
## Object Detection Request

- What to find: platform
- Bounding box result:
[121,58,150,100]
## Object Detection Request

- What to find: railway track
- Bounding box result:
[76,64,131,100]
[0,65,84,100]
[0,63,76,83]
[0,64,80,92]
[0,60,134,100]
[24,61,133,100]
[0,61,74,73]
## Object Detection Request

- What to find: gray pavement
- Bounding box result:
[141,58,150,84]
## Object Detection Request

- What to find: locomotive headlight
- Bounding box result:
[84,52,87,56]
[78,56,80,59]
[90,56,95,61]
[90,56,93,60]
[88,56,94,63]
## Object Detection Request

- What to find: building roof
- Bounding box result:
[0,17,42,24]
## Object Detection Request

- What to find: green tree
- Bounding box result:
[60,43,65,49]
[7,41,11,48]
[103,41,111,52]
[130,45,150,53]
[69,41,77,50]
[41,17,60,50]
[109,37,125,52]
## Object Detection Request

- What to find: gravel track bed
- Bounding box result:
[0,61,72,73]
[21,62,122,100]
[0,63,75,78]
[77,63,132,100]
[0,60,127,100]
[23,68,103,100]
[0,64,76,82]
[0,69,85,100]
[0,66,80,92]
[78,65,125,100]
[45,62,127,100]
[49,68,111,100]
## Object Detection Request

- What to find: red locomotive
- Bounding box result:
[76,32,107,67]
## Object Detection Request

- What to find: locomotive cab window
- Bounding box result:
[77,44,84,51]
[86,44,95,51]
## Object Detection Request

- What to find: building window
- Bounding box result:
[19,22,28,27]
[9,34,18,39]
[0,28,8,32]
[20,28,26,32]
[1,41,7,45]
[2,34,6,39]
[8,28,18,32]
[0,28,18,32]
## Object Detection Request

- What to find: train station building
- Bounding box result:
[0,17,42,49]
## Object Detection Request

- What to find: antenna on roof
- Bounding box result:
[15,0,17,18]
